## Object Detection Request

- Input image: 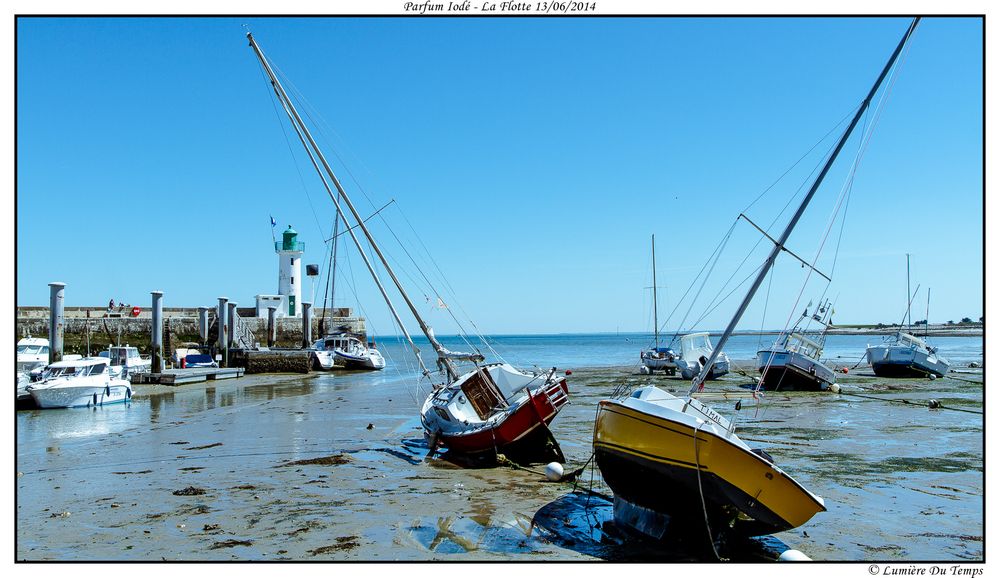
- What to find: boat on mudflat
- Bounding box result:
[867,332,949,378]
[595,18,920,543]
[312,332,386,371]
[757,300,836,391]
[247,32,570,464]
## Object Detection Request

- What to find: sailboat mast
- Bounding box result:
[652,234,659,349]
[321,213,340,331]
[689,17,920,392]
[248,33,457,381]
[906,253,912,330]
[925,287,931,338]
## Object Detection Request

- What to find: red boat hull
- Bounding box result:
[438,378,569,461]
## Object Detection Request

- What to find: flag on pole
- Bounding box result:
[270,215,277,228]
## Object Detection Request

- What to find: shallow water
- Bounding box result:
[15,335,983,561]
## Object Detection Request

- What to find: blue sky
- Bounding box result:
[16,16,983,336]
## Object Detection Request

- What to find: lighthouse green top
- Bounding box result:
[277,225,305,253]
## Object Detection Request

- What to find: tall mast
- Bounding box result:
[690,18,920,392]
[321,212,340,332]
[925,287,931,338]
[248,33,459,381]
[652,234,659,349]
[906,253,912,330]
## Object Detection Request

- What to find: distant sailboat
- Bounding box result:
[756,299,837,391]
[639,235,730,379]
[866,256,950,378]
[248,33,569,464]
[594,18,920,541]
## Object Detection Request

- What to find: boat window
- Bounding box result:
[16,345,28,353]
[88,364,107,375]
[41,346,49,354]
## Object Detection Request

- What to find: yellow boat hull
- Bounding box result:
[594,399,825,537]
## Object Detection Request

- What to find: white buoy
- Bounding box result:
[640,366,651,375]
[545,462,564,482]
[928,374,937,381]
[778,549,811,561]
[829,384,841,394]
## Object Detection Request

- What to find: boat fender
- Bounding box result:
[544,462,564,482]
[640,366,651,375]
[92,392,98,406]
[778,549,811,561]
[105,385,111,397]
[829,384,841,394]
[928,374,937,381]
[928,399,941,409]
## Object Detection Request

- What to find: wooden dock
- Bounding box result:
[131,367,245,386]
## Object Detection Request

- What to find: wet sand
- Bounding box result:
[15,362,983,561]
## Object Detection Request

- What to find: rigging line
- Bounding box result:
[684,221,769,333]
[689,261,768,330]
[328,199,396,241]
[255,57,327,242]
[662,219,739,345]
[775,47,910,344]
[741,105,858,214]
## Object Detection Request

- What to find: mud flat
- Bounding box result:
[16,362,983,561]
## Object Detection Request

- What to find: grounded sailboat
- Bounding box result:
[640,235,680,375]
[595,19,920,542]
[640,236,730,379]
[248,33,569,464]
[866,257,950,378]
[756,299,837,391]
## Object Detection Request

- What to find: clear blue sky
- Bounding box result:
[16,16,983,336]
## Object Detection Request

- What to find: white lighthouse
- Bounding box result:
[276,225,304,316]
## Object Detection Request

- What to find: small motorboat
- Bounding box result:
[866,332,950,378]
[102,345,152,378]
[311,332,386,370]
[27,357,133,409]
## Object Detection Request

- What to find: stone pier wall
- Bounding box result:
[15,309,366,356]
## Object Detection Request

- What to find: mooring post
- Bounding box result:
[267,306,277,348]
[302,302,313,348]
[217,297,228,368]
[48,282,65,364]
[197,306,210,345]
[151,291,164,373]
[227,302,238,349]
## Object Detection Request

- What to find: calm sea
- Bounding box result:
[368,332,984,374]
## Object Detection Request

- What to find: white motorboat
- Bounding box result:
[27,357,133,409]
[673,332,730,380]
[312,333,386,370]
[16,337,50,374]
[101,345,152,378]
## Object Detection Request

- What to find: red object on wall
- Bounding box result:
[131,306,141,317]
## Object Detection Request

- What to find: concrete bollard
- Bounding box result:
[227,302,238,349]
[302,302,313,348]
[267,306,277,348]
[48,282,66,364]
[217,297,228,368]
[197,306,210,344]
[151,291,164,373]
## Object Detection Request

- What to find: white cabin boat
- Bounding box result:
[312,333,386,370]
[866,332,950,378]
[27,357,133,409]
[673,332,730,380]
[101,345,152,378]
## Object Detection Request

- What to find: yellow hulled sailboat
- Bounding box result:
[595,17,921,541]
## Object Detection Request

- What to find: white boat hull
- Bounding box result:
[30,383,132,409]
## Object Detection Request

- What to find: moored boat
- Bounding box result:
[595,17,920,543]
[312,332,386,370]
[27,357,132,409]
[247,32,570,463]
[757,300,836,391]
[866,332,949,378]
